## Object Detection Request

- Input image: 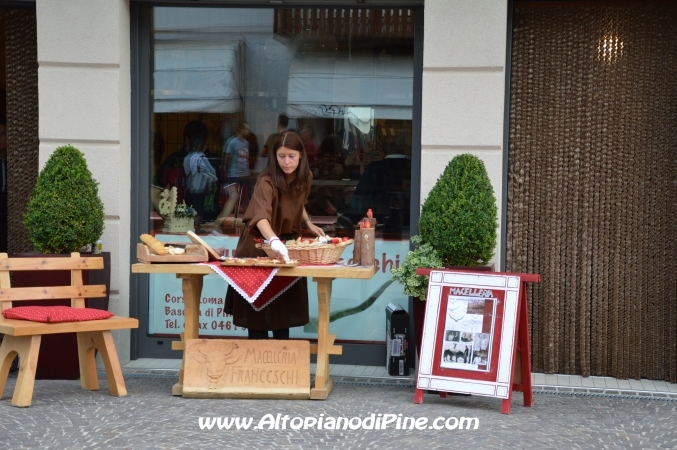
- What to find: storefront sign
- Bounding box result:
[182,338,310,399]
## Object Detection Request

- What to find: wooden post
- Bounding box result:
[173,273,204,396]
[310,277,335,400]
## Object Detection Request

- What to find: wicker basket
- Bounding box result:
[255,240,353,265]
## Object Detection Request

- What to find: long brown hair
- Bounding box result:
[261,130,312,192]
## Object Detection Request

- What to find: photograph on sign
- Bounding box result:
[440,296,495,372]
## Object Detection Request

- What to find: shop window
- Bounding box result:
[147,6,415,342]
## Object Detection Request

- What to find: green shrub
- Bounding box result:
[390,235,444,300]
[418,154,497,266]
[24,145,104,254]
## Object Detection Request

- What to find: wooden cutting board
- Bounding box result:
[221,258,298,267]
[186,231,220,261]
[137,243,208,263]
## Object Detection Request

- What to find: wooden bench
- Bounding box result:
[0,252,139,407]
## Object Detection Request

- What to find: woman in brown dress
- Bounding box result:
[225,131,325,339]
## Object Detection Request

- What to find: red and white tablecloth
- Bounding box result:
[202,262,300,311]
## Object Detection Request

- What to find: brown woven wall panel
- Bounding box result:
[4,9,39,254]
[507,6,677,381]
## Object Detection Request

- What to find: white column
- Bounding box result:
[37,0,132,362]
[421,0,508,268]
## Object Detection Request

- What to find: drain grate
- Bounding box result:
[332,376,415,388]
[532,387,677,402]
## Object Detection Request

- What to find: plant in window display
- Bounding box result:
[159,186,196,233]
[173,201,197,219]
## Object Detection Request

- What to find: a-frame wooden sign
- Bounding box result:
[414,269,540,414]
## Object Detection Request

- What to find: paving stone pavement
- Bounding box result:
[1,374,677,449]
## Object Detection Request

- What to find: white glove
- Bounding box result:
[269,237,291,263]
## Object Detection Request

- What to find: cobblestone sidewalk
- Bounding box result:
[1,375,676,449]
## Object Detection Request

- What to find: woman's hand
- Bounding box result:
[301,207,325,237]
[306,221,325,237]
[269,238,291,263]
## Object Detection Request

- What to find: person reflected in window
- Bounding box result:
[151,121,206,213]
[305,134,348,224]
[183,121,217,224]
[346,141,411,231]
[195,115,225,222]
[299,124,317,164]
[213,121,251,227]
[261,113,289,158]
[312,134,346,181]
[343,124,368,180]
[346,123,363,155]
[245,131,260,171]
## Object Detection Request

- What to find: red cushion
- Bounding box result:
[1,306,114,323]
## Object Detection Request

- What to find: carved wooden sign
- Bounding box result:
[182,339,311,399]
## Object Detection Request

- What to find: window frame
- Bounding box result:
[130,1,423,363]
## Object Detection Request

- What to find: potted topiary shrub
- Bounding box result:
[392,153,498,354]
[24,144,104,253]
[16,144,108,379]
[418,153,497,268]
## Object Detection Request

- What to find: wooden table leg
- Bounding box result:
[310,277,335,400]
[173,273,204,396]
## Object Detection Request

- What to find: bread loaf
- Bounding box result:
[140,233,167,255]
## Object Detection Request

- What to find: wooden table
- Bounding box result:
[131,263,377,400]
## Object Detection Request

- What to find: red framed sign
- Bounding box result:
[416,271,523,400]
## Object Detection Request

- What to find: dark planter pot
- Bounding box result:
[11,252,111,380]
[412,297,426,357]
[412,265,494,357]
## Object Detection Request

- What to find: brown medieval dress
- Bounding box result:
[224,174,310,331]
